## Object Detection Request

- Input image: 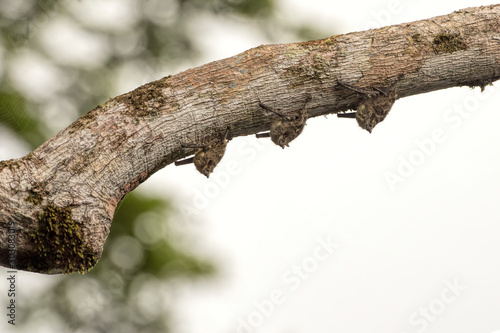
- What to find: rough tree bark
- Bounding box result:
[1,5,499,274]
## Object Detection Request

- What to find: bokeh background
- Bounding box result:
[1,0,500,332]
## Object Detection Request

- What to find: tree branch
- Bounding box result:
[1,4,499,274]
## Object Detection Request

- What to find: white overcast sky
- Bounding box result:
[160,1,500,333]
[2,0,500,333]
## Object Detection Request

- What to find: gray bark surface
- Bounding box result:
[1,4,499,274]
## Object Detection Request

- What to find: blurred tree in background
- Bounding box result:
[0,0,326,331]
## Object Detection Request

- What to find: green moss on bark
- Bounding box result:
[118,75,174,118]
[25,191,43,206]
[432,32,467,53]
[28,204,97,274]
[0,159,21,172]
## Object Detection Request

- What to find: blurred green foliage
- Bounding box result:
[21,192,214,332]
[0,89,46,146]
[0,0,327,331]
